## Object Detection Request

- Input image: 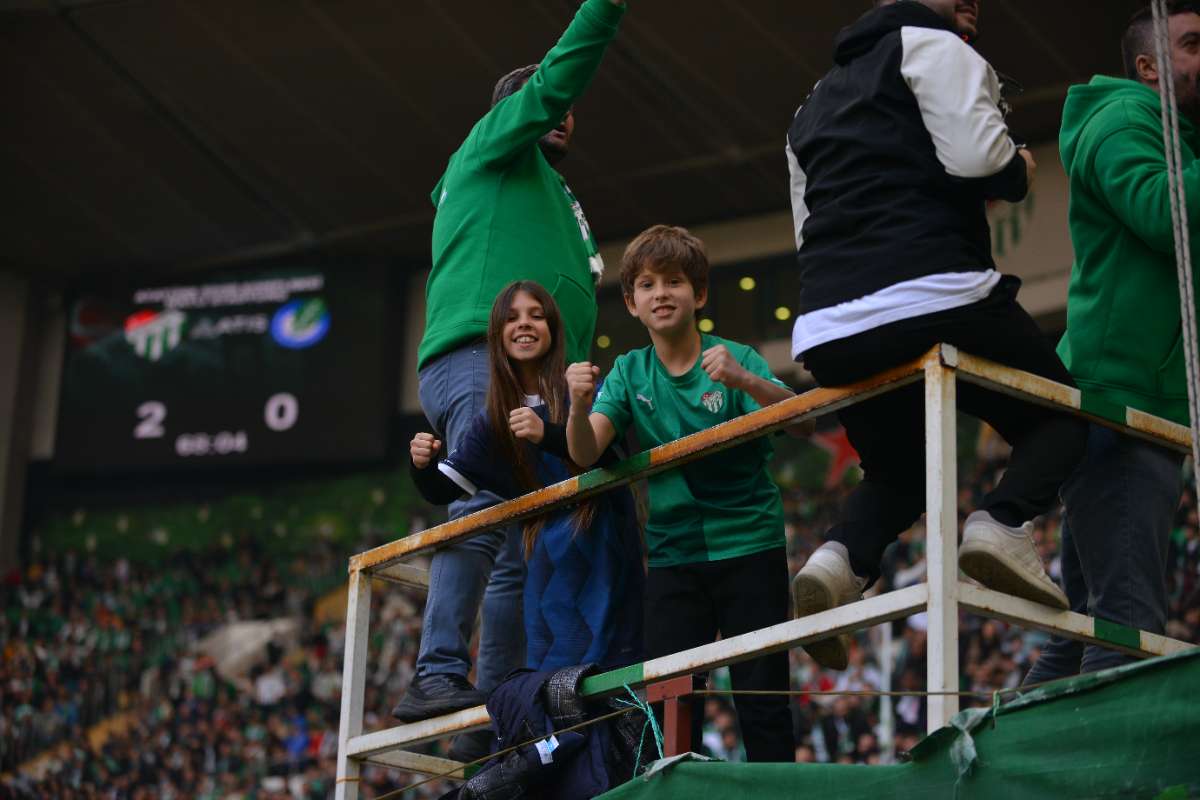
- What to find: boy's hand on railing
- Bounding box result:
[509,407,545,444]
[410,432,441,469]
[701,344,750,390]
[566,362,601,408]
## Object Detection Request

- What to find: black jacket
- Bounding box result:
[445,665,644,800]
[786,2,1027,314]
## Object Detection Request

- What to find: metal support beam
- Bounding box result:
[954,350,1191,452]
[348,706,491,761]
[959,582,1196,660]
[924,348,960,731]
[374,562,430,591]
[358,750,469,780]
[335,570,371,800]
[646,676,696,757]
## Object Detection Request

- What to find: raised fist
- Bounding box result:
[410,432,441,469]
[509,406,545,444]
[701,344,749,390]
[566,362,601,407]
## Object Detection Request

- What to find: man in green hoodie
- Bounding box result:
[391,0,627,746]
[1025,2,1200,683]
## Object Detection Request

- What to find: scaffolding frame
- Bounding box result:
[335,345,1197,799]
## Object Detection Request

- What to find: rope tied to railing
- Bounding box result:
[613,683,665,775]
[1151,0,1200,501]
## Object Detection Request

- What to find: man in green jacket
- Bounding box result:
[1026,2,1200,682]
[391,0,627,750]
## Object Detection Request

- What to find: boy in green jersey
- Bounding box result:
[565,224,807,762]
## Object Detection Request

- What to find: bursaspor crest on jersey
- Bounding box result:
[701,390,724,414]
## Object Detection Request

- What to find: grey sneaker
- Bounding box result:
[959,510,1069,610]
[791,542,867,670]
[391,673,486,723]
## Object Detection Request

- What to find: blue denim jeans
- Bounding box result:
[1024,424,1183,683]
[414,342,526,693]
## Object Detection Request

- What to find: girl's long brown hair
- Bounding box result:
[486,281,596,556]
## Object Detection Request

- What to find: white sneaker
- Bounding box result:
[791,542,867,670]
[959,510,1069,610]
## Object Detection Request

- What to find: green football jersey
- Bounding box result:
[593,334,786,567]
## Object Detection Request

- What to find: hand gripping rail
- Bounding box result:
[335,344,1198,799]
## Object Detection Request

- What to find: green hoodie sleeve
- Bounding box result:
[463,0,625,170]
[1090,101,1200,259]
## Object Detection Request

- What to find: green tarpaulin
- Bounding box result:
[599,648,1200,799]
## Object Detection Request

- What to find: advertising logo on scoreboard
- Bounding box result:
[270,298,331,350]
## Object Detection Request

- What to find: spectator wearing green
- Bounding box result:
[1026,2,1200,683]
[566,224,809,762]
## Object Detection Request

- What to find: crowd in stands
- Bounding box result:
[4,452,1199,796]
[0,542,447,799]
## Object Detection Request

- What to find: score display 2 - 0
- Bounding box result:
[134,393,298,458]
[56,266,391,470]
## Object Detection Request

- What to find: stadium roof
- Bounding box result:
[2,0,1142,282]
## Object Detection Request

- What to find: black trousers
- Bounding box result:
[644,547,795,762]
[802,277,1088,583]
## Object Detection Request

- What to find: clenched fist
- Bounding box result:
[566,362,601,407]
[701,344,749,390]
[509,406,545,443]
[410,432,441,469]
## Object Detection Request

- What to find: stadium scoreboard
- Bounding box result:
[56,265,393,470]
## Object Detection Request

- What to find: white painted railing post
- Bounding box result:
[924,347,960,731]
[336,569,372,800]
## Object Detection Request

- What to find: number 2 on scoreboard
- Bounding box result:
[135,401,166,439]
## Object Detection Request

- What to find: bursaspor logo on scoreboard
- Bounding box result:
[271,297,330,349]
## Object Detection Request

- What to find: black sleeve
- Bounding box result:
[539,421,625,468]
[409,456,466,506]
[970,149,1028,203]
[595,442,625,468]
[541,421,570,461]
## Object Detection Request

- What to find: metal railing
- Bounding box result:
[335,344,1197,798]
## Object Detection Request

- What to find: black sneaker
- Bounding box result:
[391,674,486,723]
[447,728,495,765]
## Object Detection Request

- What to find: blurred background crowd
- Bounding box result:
[4,439,1199,798]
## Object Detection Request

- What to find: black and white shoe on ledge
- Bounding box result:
[791,541,868,671]
[391,673,486,723]
[959,510,1069,610]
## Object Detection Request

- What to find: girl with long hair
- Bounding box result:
[410,280,643,671]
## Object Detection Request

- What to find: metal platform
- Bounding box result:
[335,344,1197,799]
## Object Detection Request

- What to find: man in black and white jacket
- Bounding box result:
[786,0,1087,670]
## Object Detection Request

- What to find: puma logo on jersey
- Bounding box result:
[636,393,654,411]
[701,390,724,414]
